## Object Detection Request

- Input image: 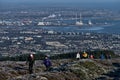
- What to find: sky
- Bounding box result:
[0,0,120,3]
[0,0,120,10]
[0,0,119,2]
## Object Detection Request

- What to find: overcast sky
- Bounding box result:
[0,0,120,9]
[1,0,120,3]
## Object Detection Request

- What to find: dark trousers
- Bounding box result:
[77,58,80,60]
[29,62,34,74]
[45,66,51,71]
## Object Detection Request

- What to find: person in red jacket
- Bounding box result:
[90,54,94,59]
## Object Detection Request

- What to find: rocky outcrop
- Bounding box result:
[0,59,120,80]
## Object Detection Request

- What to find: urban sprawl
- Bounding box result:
[0,8,120,57]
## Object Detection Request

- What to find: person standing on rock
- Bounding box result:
[43,56,52,71]
[76,52,80,60]
[26,53,35,74]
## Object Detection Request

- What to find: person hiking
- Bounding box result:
[108,54,111,59]
[82,51,88,59]
[90,54,94,59]
[76,52,80,60]
[26,53,35,74]
[43,56,52,71]
[100,53,105,60]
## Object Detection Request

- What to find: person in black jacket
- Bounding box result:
[26,53,35,74]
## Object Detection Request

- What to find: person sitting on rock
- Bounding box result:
[43,56,52,71]
[82,51,88,59]
[90,54,94,59]
[100,53,105,60]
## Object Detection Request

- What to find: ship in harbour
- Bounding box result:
[88,20,93,26]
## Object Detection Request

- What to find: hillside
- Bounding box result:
[0,58,120,80]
